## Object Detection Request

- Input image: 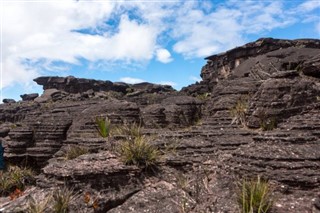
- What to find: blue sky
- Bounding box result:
[1,0,320,101]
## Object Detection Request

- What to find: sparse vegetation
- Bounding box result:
[0,165,35,196]
[260,117,277,131]
[64,145,89,160]
[95,116,111,138]
[27,194,52,213]
[113,122,142,140]
[119,136,160,168]
[52,186,74,213]
[230,96,249,127]
[237,176,274,213]
[196,92,210,101]
[257,110,277,131]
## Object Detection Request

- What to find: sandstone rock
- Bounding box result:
[302,54,320,78]
[20,93,39,101]
[108,181,196,213]
[2,99,16,104]
[0,38,319,213]
[34,88,67,103]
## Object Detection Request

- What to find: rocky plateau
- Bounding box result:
[0,38,319,213]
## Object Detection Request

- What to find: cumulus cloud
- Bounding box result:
[189,76,202,82]
[119,77,145,84]
[2,0,319,99]
[156,48,173,63]
[158,81,177,87]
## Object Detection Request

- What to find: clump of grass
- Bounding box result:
[52,186,74,213]
[113,122,142,140]
[119,136,160,168]
[95,116,111,138]
[230,96,249,127]
[237,176,274,213]
[64,145,89,160]
[0,165,35,196]
[196,92,210,101]
[27,194,52,213]
[260,117,277,131]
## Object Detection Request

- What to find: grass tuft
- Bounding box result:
[119,136,160,168]
[64,145,89,160]
[95,116,111,138]
[27,194,52,213]
[113,122,142,140]
[0,165,35,196]
[230,96,249,127]
[52,186,74,213]
[237,176,274,213]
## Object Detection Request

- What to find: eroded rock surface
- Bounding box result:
[1,38,319,212]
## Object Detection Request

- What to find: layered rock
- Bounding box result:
[1,38,320,213]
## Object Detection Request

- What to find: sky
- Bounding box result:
[1,0,320,102]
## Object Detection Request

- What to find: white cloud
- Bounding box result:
[2,1,157,90]
[189,76,202,82]
[298,0,320,12]
[156,48,173,63]
[171,1,298,58]
[2,0,319,97]
[158,81,177,87]
[119,77,145,84]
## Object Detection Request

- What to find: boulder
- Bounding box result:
[20,93,39,101]
[2,99,16,104]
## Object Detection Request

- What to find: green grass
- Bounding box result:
[95,116,111,138]
[64,145,89,160]
[0,165,35,196]
[237,176,274,213]
[119,136,160,168]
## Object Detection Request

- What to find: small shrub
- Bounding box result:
[237,176,274,213]
[52,186,74,213]
[230,96,249,127]
[0,165,35,196]
[95,116,111,138]
[64,146,89,160]
[119,136,160,168]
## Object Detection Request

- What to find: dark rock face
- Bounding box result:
[34,76,176,96]
[1,38,320,213]
[2,99,16,104]
[247,74,319,128]
[20,93,39,101]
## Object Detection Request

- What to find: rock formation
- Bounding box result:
[0,38,319,213]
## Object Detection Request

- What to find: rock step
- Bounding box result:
[228,142,320,188]
[26,146,61,154]
[253,132,318,144]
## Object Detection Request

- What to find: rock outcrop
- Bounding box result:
[0,38,319,213]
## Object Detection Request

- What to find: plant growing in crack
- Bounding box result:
[230,95,249,127]
[95,116,111,138]
[237,176,274,213]
[119,135,160,169]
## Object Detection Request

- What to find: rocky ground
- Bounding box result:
[0,38,319,213]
